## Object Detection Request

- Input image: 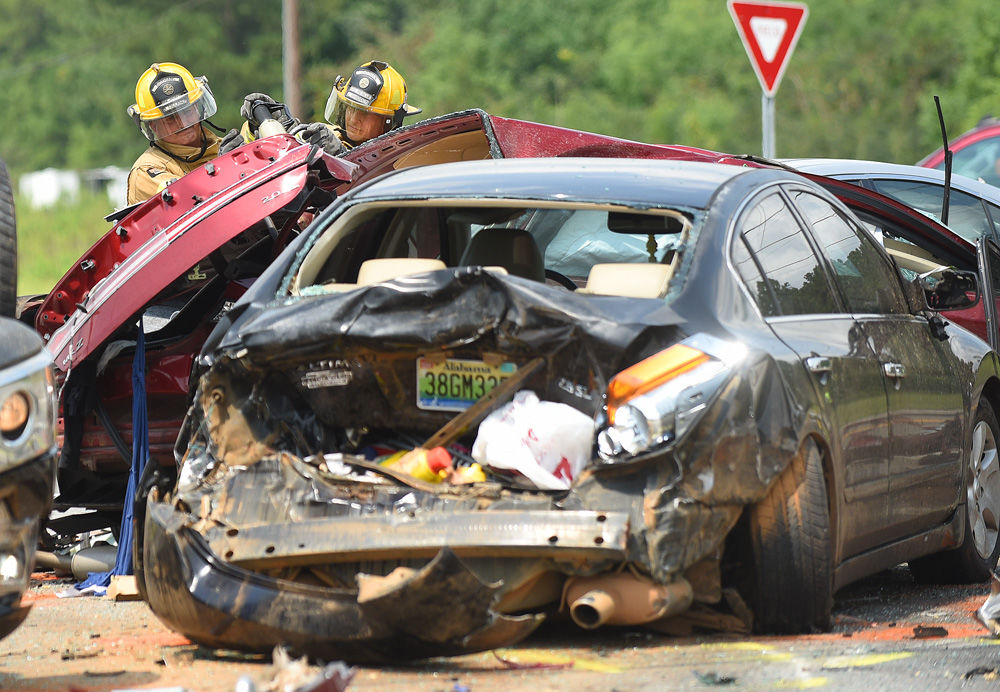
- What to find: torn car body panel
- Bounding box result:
[41,137,355,500]
[143,505,545,662]
[44,136,357,369]
[335,109,738,187]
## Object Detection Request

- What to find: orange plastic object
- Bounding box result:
[606,344,710,421]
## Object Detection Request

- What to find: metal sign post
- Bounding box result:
[762,93,775,158]
[728,1,808,158]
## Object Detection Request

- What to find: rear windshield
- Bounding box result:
[290,202,701,299]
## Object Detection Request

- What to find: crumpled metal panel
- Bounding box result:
[173,451,629,573]
[147,269,805,657]
[209,268,686,438]
[226,267,684,369]
[143,502,543,663]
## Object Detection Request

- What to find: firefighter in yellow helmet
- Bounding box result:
[126,62,224,205]
[222,60,421,157]
[325,60,421,149]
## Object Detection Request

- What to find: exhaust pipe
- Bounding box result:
[564,573,693,629]
[70,544,118,581]
[34,550,73,576]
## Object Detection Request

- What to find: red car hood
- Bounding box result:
[338,108,742,184]
[44,135,356,371]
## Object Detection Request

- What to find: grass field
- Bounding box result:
[16,191,117,296]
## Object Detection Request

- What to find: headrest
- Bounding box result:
[357,258,446,285]
[459,228,545,281]
[581,262,673,298]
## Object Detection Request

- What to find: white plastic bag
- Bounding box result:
[471,390,595,490]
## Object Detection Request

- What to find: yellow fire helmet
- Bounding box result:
[127,62,217,142]
[324,60,421,139]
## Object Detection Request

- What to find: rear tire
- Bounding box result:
[0,157,16,318]
[748,438,833,633]
[909,399,1000,584]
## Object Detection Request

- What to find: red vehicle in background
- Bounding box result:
[918,115,1000,187]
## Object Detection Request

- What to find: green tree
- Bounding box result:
[0,0,998,178]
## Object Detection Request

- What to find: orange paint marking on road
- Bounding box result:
[21,591,60,605]
[784,621,988,642]
[95,631,192,648]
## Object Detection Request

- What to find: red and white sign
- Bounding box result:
[728,0,808,97]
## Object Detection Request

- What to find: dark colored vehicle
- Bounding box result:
[138,157,1000,662]
[0,319,56,639]
[0,152,57,639]
[918,116,1000,187]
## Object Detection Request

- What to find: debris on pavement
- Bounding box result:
[976,576,1000,637]
[107,575,142,601]
[491,650,574,670]
[911,625,948,639]
[256,645,356,692]
[692,670,736,685]
[963,666,1000,680]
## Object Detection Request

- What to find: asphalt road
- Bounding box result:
[2,566,1000,691]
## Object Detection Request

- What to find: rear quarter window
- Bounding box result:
[732,192,840,316]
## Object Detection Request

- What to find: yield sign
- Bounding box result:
[728,0,808,97]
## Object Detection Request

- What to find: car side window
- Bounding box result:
[950,137,1000,187]
[791,190,909,315]
[988,242,1000,298]
[987,202,1000,239]
[732,192,840,316]
[869,179,996,245]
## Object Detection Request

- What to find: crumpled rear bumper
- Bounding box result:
[141,499,629,663]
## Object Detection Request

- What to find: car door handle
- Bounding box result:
[883,362,906,379]
[806,356,832,374]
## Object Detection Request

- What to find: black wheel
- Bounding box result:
[748,438,833,633]
[909,399,1000,584]
[0,156,16,318]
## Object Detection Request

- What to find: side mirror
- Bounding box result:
[918,267,980,312]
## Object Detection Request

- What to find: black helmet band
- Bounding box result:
[343,66,386,108]
[149,73,188,106]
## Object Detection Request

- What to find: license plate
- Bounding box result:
[416,358,517,411]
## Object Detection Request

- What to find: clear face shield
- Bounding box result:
[326,98,390,144]
[133,77,217,141]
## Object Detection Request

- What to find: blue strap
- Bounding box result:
[76,323,148,590]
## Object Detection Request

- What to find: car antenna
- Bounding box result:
[934,95,952,226]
